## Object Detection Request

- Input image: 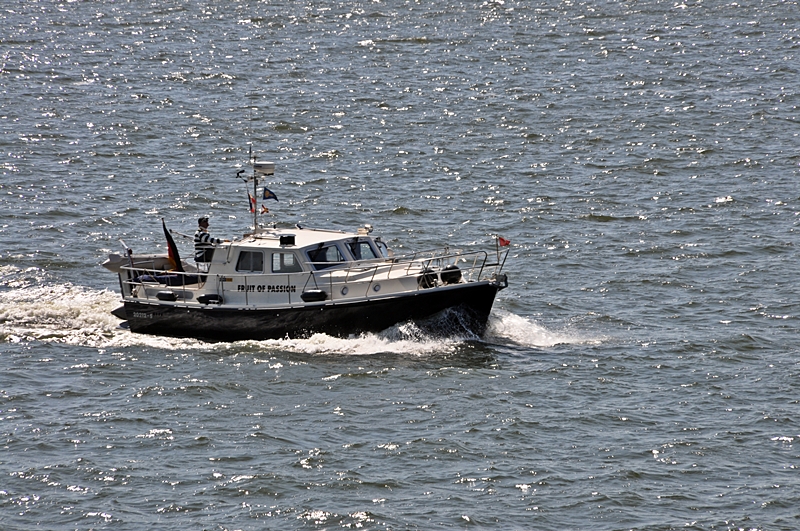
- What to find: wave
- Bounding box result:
[0,282,210,350]
[0,286,464,355]
[0,282,596,353]
[483,309,601,348]
[242,327,463,357]
[0,283,468,354]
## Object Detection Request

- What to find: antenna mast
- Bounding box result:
[251,150,259,233]
[249,150,275,235]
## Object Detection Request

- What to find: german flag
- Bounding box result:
[162,219,185,273]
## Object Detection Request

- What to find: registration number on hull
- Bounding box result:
[132,311,165,319]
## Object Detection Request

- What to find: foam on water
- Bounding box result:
[262,310,601,356]
[483,309,601,348]
[0,282,477,355]
[0,280,577,355]
[0,282,210,350]
[243,327,462,357]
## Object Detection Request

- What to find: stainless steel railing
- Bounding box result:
[118,247,508,304]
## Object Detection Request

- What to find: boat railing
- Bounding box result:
[306,247,504,286]
[118,246,507,304]
[387,248,504,281]
[118,262,206,301]
[294,248,499,301]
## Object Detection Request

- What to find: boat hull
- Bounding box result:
[122,281,501,341]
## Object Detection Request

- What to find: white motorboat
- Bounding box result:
[103,162,509,341]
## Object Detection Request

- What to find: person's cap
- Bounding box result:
[198,216,209,224]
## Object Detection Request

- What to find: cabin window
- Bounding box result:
[375,239,390,258]
[236,251,264,273]
[272,252,302,273]
[348,240,378,261]
[307,244,344,270]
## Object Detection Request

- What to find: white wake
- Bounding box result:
[0,281,597,353]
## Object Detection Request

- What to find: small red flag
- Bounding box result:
[248,193,257,213]
[498,236,511,247]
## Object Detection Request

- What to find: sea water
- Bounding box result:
[1,0,799,529]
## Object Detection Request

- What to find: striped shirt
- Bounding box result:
[194,227,222,262]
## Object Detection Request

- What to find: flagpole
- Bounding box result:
[253,172,258,233]
[252,152,259,233]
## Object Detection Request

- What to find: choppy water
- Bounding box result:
[2,0,799,529]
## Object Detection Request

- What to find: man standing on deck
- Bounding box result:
[194,216,224,271]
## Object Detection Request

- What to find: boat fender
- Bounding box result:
[198,294,223,305]
[301,289,328,302]
[440,264,462,285]
[418,268,437,289]
[156,291,178,302]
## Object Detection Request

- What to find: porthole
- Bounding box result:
[341,286,349,296]
[373,284,381,292]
